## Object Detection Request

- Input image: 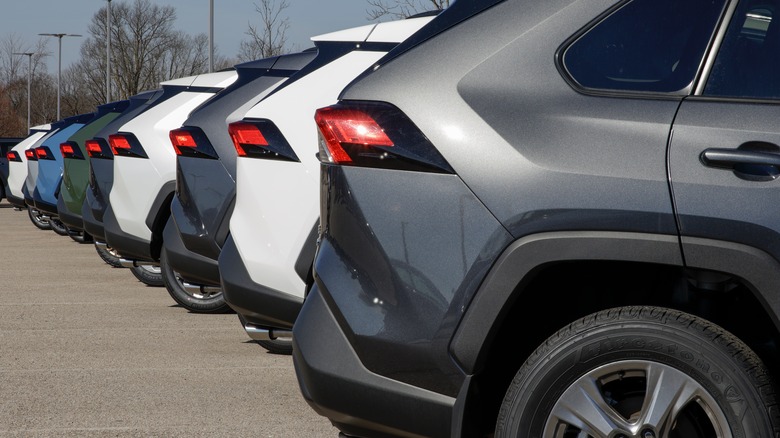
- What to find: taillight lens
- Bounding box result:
[169,127,218,159]
[85,139,112,160]
[25,149,37,161]
[60,141,84,160]
[6,150,22,162]
[34,146,55,160]
[228,120,298,161]
[109,133,147,158]
[315,101,453,173]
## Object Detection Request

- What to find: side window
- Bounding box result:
[562,0,726,93]
[704,1,780,99]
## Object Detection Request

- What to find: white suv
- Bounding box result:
[219,14,436,350]
[5,124,52,228]
[102,71,237,287]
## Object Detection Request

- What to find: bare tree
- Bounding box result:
[60,67,97,117]
[72,0,216,107]
[0,35,53,134]
[367,0,450,20]
[238,0,290,62]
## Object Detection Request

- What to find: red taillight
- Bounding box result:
[109,134,131,155]
[35,146,48,159]
[169,129,197,155]
[228,122,268,157]
[60,143,75,157]
[25,149,36,160]
[313,102,453,173]
[315,107,393,164]
[6,151,21,162]
[85,140,102,157]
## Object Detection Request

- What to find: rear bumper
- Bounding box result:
[6,192,25,209]
[57,194,83,231]
[32,190,58,216]
[219,234,303,330]
[81,198,105,242]
[293,286,455,438]
[103,205,154,262]
[162,216,221,286]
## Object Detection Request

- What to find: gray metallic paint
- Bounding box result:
[317,164,512,396]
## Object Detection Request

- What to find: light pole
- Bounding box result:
[12,52,34,132]
[209,0,214,72]
[106,0,112,103]
[38,33,82,120]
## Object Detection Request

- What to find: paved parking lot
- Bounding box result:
[0,202,338,437]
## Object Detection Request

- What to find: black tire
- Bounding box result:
[256,338,293,355]
[130,264,164,287]
[95,243,124,268]
[49,217,70,236]
[28,207,51,230]
[495,306,779,438]
[69,229,93,244]
[160,248,231,313]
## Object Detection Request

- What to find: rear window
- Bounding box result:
[563,0,727,94]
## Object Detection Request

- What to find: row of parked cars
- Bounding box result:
[6,0,780,436]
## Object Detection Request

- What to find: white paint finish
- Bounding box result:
[7,131,48,199]
[232,50,388,298]
[366,15,435,42]
[109,71,238,241]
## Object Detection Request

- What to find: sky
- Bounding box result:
[1,0,377,72]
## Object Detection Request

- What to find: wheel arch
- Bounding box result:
[145,180,175,261]
[449,231,780,435]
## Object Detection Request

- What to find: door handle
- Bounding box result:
[700,148,780,181]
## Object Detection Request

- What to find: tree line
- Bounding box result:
[0,0,448,137]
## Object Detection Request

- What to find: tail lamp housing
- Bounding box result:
[60,141,84,160]
[24,149,37,161]
[6,150,21,162]
[228,120,299,162]
[169,127,218,159]
[85,139,112,160]
[34,146,55,161]
[314,101,453,173]
[109,133,148,158]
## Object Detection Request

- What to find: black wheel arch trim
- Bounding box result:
[450,231,780,376]
[294,220,319,286]
[680,236,780,331]
[144,181,175,260]
[450,231,684,374]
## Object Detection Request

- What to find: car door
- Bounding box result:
[670,0,780,290]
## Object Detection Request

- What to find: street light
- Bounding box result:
[38,33,82,120]
[209,0,214,72]
[106,0,112,103]
[12,52,34,132]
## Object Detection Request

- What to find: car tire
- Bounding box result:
[49,217,70,236]
[495,306,779,438]
[160,248,231,313]
[130,264,164,287]
[95,243,124,268]
[69,230,93,244]
[28,207,51,230]
[256,338,293,355]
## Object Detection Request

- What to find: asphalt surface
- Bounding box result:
[0,202,339,437]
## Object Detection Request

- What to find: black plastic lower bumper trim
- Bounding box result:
[103,205,154,262]
[219,234,303,330]
[162,216,220,286]
[293,286,455,438]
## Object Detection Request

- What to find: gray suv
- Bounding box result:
[294,0,780,436]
